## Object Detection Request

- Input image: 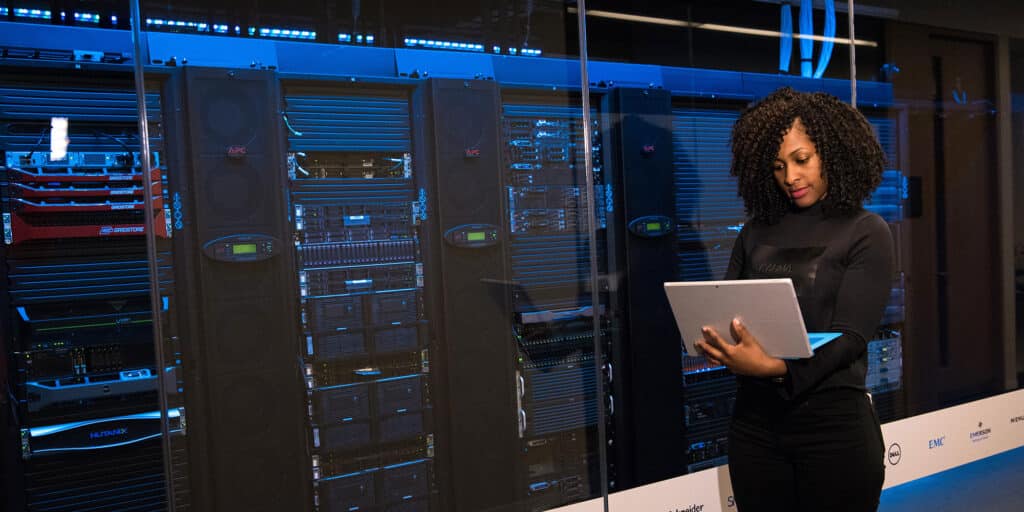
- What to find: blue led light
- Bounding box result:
[74,12,100,23]
[339,33,352,42]
[0,7,7,16]
[111,15,118,24]
[404,37,485,53]
[29,409,178,438]
[213,24,229,34]
[509,48,518,55]
[519,48,542,57]
[493,45,502,53]
[14,8,52,19]
[366,35,375,44]
[146,18,209,32]
[256,26,315,40]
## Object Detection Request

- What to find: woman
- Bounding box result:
[695,87,893,512]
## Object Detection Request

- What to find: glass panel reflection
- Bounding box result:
[0,3,176,508]
[132,2,601,512]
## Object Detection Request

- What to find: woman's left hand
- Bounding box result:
[695,318,788,378]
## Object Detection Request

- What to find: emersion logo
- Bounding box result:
[887,443,902,465]
[970,422,992,443]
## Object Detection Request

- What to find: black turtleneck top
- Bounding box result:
[725,202,894,402]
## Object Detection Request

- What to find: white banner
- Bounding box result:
[551,388,1024,512]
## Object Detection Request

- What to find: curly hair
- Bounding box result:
[729,87,886,224]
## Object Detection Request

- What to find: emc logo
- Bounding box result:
[928,436,945,449]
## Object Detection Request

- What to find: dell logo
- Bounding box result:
[928,436,945,449]
[887,443,902,465]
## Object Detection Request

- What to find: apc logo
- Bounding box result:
[928,436,945,449]
[887,443,902,465]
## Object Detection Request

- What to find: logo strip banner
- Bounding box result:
[551,389,1024,512]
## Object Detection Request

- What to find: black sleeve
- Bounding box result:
[780,214,895,399]
[725,227,746,280]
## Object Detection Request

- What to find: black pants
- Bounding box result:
[728,388,885,512]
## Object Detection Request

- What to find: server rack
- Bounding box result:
[162,67,310,512]
[500,94,610,506]
[670,102,744,473]
[0,76,174,511]
[412,78,518,512]
[601,87,685,486]
[282,83,436,512]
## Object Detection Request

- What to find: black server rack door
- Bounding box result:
[168,67,310,512]
[414,78,519,512]
[604,87,685,486]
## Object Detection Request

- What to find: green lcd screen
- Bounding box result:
[232,243,258,255]
[646,222,661,231]
[467,232,486,242]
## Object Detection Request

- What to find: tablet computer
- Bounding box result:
[663,278,842,359]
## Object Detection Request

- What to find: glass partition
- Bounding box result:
[0,2,178,510]
[137,1,606,512]
[879,0,1018,415]
[578,0,954,499]
[2,1,1022,511]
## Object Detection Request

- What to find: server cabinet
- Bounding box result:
[413,78,519,512]
[163,67,310,512]
[0,77,172,511]
[283,84,437,512]
[602,87,685,485]
[500,94,610,507]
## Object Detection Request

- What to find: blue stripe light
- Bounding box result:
[29,409,179,438]
[74,12,100,23]
[14,8,52,19]
[259,27,316,40]
[339,33,375,45]
[0,8,7,16]
[146,18,209,32]
[404,37,484,53]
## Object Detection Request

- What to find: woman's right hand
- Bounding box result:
[695,318,788,378]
